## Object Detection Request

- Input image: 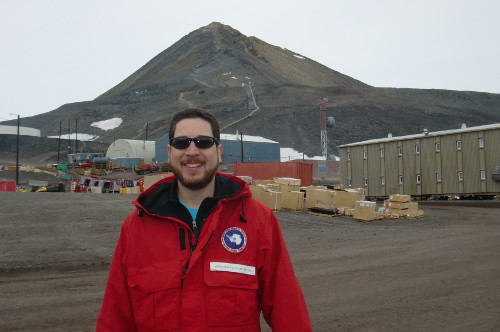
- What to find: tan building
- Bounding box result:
[338,123,500,198]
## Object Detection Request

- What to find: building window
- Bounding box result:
[380,148,384,158]
[458,171,464,182]
[435,142,441,152]
[397,146,403,156]
[381,176,385,185]
[456,140,462,150]
[416,174,422,184]
[436,173,442,183]
[364,177,368,186]
[347,178,352,187]
[480,170,486,180]
[398,175,404,184]
[415,145,420,154]
[479,138,484,148]
[363,150,368,159]
[347,152,351,161]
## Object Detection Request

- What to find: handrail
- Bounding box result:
[221,83,260,130]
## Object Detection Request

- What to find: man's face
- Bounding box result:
[167,118,222,190]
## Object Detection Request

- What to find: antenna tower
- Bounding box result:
[319,98,328,158]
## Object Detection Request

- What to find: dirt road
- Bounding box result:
[1,192,499,331]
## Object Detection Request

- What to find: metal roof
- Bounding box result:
[338,123,500,148]
[220,133,278,143]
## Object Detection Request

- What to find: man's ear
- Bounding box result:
[217,144,223,164]
[167,144,171,163]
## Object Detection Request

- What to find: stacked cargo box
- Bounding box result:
[304,187,365,217]
[304,188,363,211]
[249,177,304,212]
[247,176,425,221]
[353,200,379,222]
[281,190,305,211]
[383,194,424,219]
[250,183,282,211]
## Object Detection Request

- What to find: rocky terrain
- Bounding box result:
[2,22,500,158]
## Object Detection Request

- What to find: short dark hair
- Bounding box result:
[169,108,220,141]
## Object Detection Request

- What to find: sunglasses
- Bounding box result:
[169,136,220,149]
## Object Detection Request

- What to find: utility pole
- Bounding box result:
[67,119,71,155]
[75,118,78,153]
[16,115,20,186]
[8,113,20,185]
[240,131,244,162]
[57,121,62,164]
[319,98,328,159]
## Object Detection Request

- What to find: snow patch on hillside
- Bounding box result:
[91,118,123,131]
[48,133,98,141]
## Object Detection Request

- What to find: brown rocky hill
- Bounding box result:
[3,22,500,158]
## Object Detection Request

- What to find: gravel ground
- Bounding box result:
[0,192,499,331]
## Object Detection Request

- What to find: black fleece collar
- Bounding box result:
[138,174,243,224]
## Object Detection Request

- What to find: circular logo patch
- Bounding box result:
[221,227,247,253]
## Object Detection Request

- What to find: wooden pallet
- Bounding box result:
[309,207,339,218]
[309,211,337,218]
[282,208,304,212]
[354,218,373,223]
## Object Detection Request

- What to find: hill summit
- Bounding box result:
[101,22,367,98]
[5,22,500,157]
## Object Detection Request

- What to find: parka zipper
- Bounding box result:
[186,228,196,255]
[192,219,199,238]
[182,229,195,288]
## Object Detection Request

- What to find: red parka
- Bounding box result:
[96,173,311,331]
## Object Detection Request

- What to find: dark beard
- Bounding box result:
[171,163,217,190]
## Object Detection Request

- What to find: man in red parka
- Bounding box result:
[96,108,312,331]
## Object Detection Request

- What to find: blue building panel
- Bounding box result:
[222,140,280,163]
[155,134,170,162]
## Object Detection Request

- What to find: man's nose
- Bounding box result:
[185,140,199,153]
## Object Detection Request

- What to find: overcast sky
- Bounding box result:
[1,0,499,121]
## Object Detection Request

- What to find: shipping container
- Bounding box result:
[290,159,340,180]
[68,153,104,166]
[0,181,16,192]
[233,162,313,186]
[110,157,142,169]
